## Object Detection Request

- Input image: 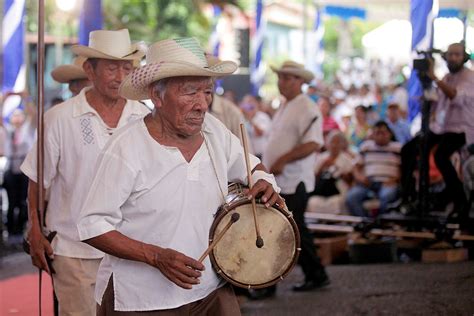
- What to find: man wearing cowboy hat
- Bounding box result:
[76,37,283,315]
[51,56,91,96]
[21,29,149,316]
[262,61,329,294]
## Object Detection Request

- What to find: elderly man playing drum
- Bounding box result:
[77,38,284,315]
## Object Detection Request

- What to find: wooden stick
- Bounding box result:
[239,123,264,248]
[198,213,240,263]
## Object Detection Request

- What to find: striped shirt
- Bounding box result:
[358,140,402,183]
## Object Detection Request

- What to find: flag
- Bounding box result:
[407,0,438,121]
[307,6,325,80]
[79,0,103,45]
[250,0,265,96]
[2,0,26,119]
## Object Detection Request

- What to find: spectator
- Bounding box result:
[4,108,35,242]
[346,121,401,217]
[240,94,271,159]
[307,131,353,214]
[318,96,340,136]
[347,105,371,151]
[385,101,411,144]
[51,56,91,97]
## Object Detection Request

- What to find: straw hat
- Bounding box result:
[119,37,238,100]
[71,29,146,61]
[51,56,88,83]
[270,60,314,83]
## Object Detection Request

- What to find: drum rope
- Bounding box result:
[201,131,227,204]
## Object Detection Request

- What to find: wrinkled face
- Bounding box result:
[446,43,466,73]
[154,76,214,137]
[277,73,303,99]
[373,126,391,146]
[84,59,133,100]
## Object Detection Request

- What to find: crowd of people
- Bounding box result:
[0,27,472,315]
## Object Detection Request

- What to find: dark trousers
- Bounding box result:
[401,132,466,211]
[281,182,326,281]
[3,171,29,235]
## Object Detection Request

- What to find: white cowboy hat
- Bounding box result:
[50,56,88,83]
[119,37,238,100]
[71,29,146,61]
[270,60,314,83]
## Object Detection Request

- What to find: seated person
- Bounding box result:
[346,121,402,217]
[307,131,353,214]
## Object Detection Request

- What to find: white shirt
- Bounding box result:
[248,111,272,156]
[21,88,150,258]
[263,94,324,194]
[77,114,265,311]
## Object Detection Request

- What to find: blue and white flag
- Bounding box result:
[250,0,265,96]
[307,6,325,81]
[407,0,438,122]
[79,0,103,45]
[2,0,26,119]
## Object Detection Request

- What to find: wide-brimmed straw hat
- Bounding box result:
[119,37,238,100]
[71,29,146,61]
[270,60,314,83]
[50,56,88,83]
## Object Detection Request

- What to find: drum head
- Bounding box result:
[210,203,299,288]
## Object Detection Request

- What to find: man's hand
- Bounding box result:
[146,247,205,290]
[27,226,54,274]
[269,156,287,175]
[246,179,285,208]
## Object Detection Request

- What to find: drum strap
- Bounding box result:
[202,132,226,203]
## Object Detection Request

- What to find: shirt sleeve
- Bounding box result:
[77,150,136,241]
[20,112,60,188]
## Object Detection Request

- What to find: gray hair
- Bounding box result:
[150,78,171,100]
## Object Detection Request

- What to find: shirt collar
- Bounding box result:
[72,87,147,118]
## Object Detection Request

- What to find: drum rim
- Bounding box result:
[209,196,301,289]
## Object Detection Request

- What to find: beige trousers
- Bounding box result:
[51,255,101,316]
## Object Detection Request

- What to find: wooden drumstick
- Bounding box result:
[239,123,264,248]
[198,213,240,263]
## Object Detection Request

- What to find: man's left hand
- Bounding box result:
[246,179,285,208]
[269,157,287,175]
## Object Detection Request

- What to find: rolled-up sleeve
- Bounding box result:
[77,150,136,241]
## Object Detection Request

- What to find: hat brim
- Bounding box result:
[119,60,238,100]
[270,65,314,83]
[71,44,145,61]
[51,65,88,83]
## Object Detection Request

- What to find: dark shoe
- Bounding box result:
[248,285,276,300]
[292,276,330,292]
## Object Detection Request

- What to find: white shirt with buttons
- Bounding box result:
[21,87,150,258]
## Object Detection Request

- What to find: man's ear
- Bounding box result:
[149,85,163,109]
[83,61,95,81]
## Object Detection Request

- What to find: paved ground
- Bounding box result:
[2,251,473,316]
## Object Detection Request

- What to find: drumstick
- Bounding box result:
[239,123,264,248]
[198,213,240,263]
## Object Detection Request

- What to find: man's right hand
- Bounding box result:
[27,227,54,274]
[146,246,205,290]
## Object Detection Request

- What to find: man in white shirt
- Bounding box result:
[262,61,329,295]
[21,29,148,316]
[77,37,283,315]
